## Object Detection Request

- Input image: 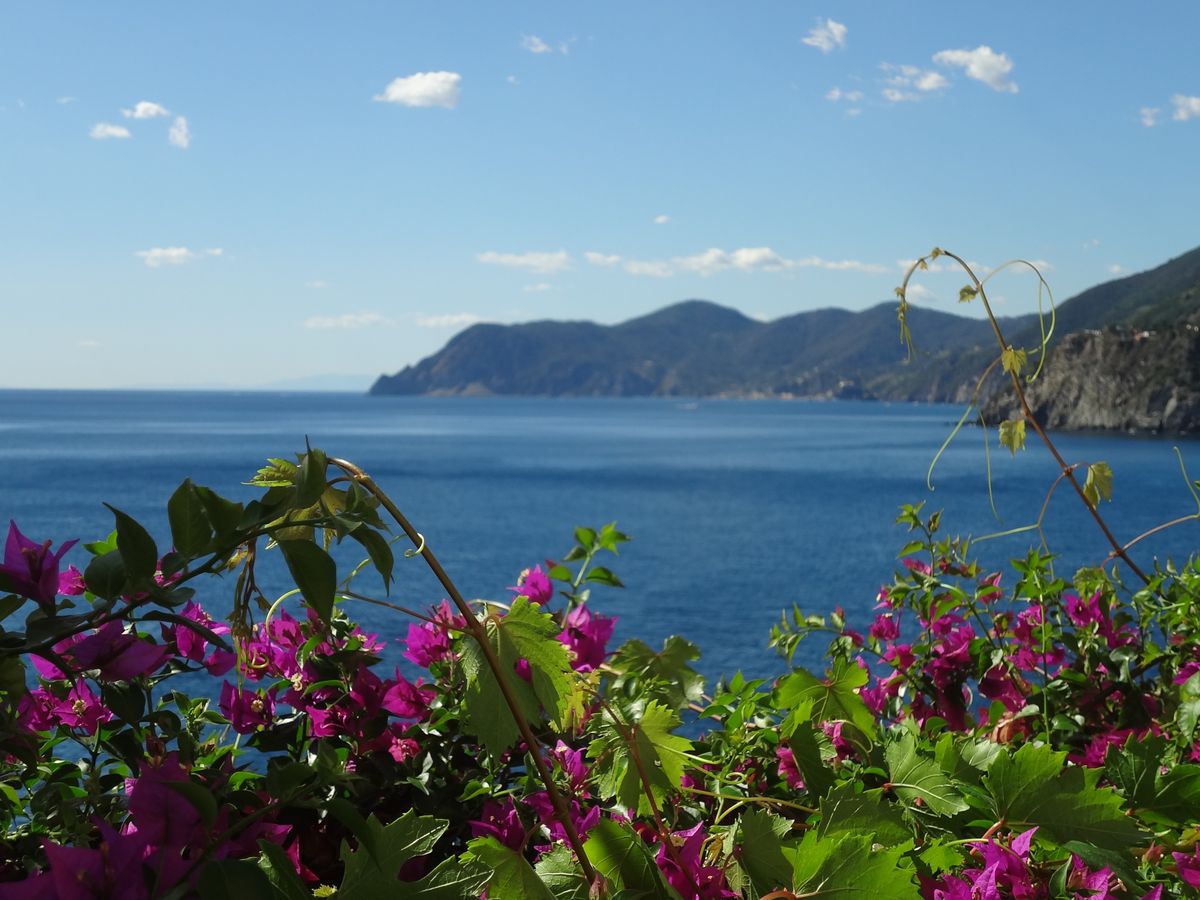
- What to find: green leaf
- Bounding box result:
[574,527,597,551]
[1000,346,1027,375]
[348,526,395,592]
[404,857,494,899]
[735,809,793,896]
[885,732,968,816]
[83,549,127,600]
[466,837,556,900]
[168,479,214,558]
[918,841,965,876]
[192,485,244,538]
[958,285,978,303]
[588,700,693,816]
[197,859,279,899]
[786,831,917,899]
[585,566,624,588]
[1145,765,1200,827]
[105,504,159,582]
[583,818,677,899]
[1083,462,1114,508]
[605,635,705,711]
[338,810,449,897]
[985,743,1145,850]
[597,522,630,553]
[534,845,590,900]
[776,659,876,735]
[784,722,836,800]
[461,598,574,754]
[818,783,911,847]
[296,447,329,508]
[998,419,1027,455]
[257,840,312,900]
[277,539,337,624]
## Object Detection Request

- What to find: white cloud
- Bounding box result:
[1172,95,1200,121]
[168,116,190,149]
[415,313,484,328]
[90,122,131,140]
[1140,107,1160,127]
[477,250,570,274]
[521,34,552,54]
[845,107,862,117]
[506,75,520,85]
[624,260,673,278]
[880,64,948,102]
[134,246,222,267]
[826,87,863,102]
[523,282,553,292]
[654,214,670,225]
[304,312,389,329]
[305,280,330,289]
[904,284,936,302]
[933,46,1018,93]
[620,247,888,278]
[57,96,77,105]
[77,339,101,348]
[1108,264,1125,275]
[374,71,461,109]
[585,251,621,267]
[122,100,170,119]
[802,18,847,53]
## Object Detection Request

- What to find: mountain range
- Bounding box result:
[371,244,1200,431]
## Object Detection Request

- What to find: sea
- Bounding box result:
[1,390,1197,682]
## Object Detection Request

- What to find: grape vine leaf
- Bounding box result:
[734,809,794,896]
[985,743,1145,850]
[1082,462,1114,509]
[466,837,556,900]
[785,831,917,899]
[582,818,678,899]
[998,419,1027,455]
[885,732,969,816]
[534,845,590,900]
[775,659,876,735]
[461,598,574,754]
[588,700,693,816]
[337,810,490,898]
[1000,346,1027,375]
[817,783,910,847]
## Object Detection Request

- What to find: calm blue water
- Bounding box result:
[1,390,1198,680]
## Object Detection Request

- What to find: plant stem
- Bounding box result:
[327,457,596,882]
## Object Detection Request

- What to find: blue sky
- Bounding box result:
[2,2,1198,389]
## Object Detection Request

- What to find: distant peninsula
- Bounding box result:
[371,245,1200,433]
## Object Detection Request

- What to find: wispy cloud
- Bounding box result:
[414,313,485,328]
[1108,264,1125,275]
[1172,94,1200,121]
[605,247,888,278]
[477,250,570,274]
[77,339,101,348]
[826,87,863,103]
[168,116,190,149]
[304,312,389,329]
[1139,107,1160,127]
[90,122,131,140]
[305,280,330,289]
[880,64,949,102]
[933,46,1018,93]
[122,100,169,119]
[134,247,222,267]
[57,96,77,105]
[802,18,847,53]
[521,34,551,54]
[584,251,621,267]
[374,71,461,108]
[523,282,553,292]
[653,214,670,225]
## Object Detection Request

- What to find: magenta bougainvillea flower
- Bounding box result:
[509,564,554,605]
[51,681,111,734]
[218,683,277,733]
[162,601,235,676]
[558,604,616,673]
[469,797,525,851]
[654,823,738,899]
[1173,845,1200,888]
[0,521,78,610]
[68,622,171,682]
[403,601,463,668]
[775,745,806,790]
